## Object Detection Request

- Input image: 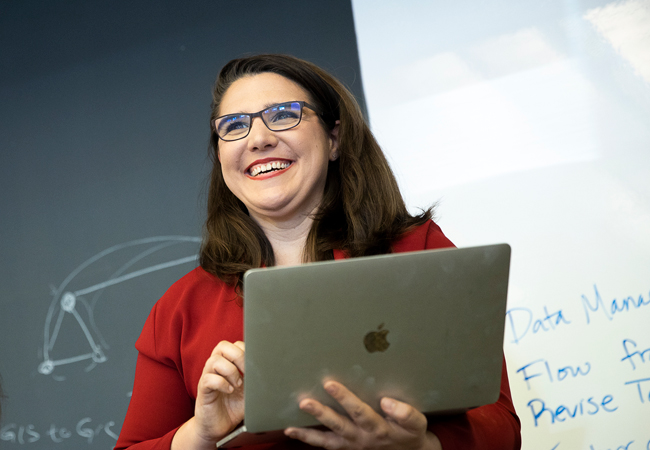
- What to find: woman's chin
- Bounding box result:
[247,196,321,224]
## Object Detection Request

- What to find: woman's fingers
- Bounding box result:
[209,340,245,371]
[286,381,432,450]
[299,398,357,440]
[202,341,245,391]
[189,341,248,445]
[284,424,344,450]
[323,381,385,432]
[286,398,353,449]
[200,368,239,395]
[323,380,427,435]
[380,397,428,433]
[233,340,245,356]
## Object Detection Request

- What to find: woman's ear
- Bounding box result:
[329,120,341,161]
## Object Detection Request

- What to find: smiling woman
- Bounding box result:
[201,55,434,282]
[215,72,339,241]
[114,54,521,450]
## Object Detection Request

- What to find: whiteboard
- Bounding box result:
[351,0,650,449]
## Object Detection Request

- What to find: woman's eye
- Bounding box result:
[268,110,299,123]
[220,116,249,135]
[227,120,248,131]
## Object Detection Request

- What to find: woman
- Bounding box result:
[115,54,521,450]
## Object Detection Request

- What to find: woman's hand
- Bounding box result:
[284,381,442,450]
[172,341,245,450]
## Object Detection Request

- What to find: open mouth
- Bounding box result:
[248,160,292,177]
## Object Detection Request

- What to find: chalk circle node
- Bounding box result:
[92,348,107,363]
[60,292,76,312]
[38,360,55,375]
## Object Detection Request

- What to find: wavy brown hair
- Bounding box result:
[200,54,432,294]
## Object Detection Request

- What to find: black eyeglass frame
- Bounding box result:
[213,101,320,142]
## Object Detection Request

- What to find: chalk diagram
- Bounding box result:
[38,236,201,379]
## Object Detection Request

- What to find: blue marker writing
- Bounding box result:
[624,377,650,404]
[527,394,617,426]
[621,339,650,370]
[517,359,590,390]
[582,285,650,324]
[506,306,571,344]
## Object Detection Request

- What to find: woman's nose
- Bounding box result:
[247,116,278,151]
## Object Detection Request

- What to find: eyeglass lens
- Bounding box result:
[216,102,303,140]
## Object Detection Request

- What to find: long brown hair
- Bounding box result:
[200,54,432,294]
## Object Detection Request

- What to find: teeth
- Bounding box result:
[250,161,290,177]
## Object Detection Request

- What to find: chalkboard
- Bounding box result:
[0,1,366,448]
[352,0,650,449]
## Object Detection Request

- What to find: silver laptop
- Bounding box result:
[217,243,511,448]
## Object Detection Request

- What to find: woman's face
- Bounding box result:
[217,72,339,224]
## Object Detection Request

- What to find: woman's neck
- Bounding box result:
[252,213,314,266]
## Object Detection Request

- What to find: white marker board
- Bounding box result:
[352,0,650,448]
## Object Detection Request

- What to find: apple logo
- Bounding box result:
[364,323,390,353]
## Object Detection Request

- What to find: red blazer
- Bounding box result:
[115,221,521,449]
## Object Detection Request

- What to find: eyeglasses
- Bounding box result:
[213,101,320,141]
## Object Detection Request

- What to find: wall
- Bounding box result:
[0,1,365,448]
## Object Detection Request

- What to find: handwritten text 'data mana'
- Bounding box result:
[582,285,650,324]
[506,306,571,344]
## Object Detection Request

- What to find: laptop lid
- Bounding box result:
[220,243,511,447]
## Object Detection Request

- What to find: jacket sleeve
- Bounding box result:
[423,221,522,449]
[114,302,195,450]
